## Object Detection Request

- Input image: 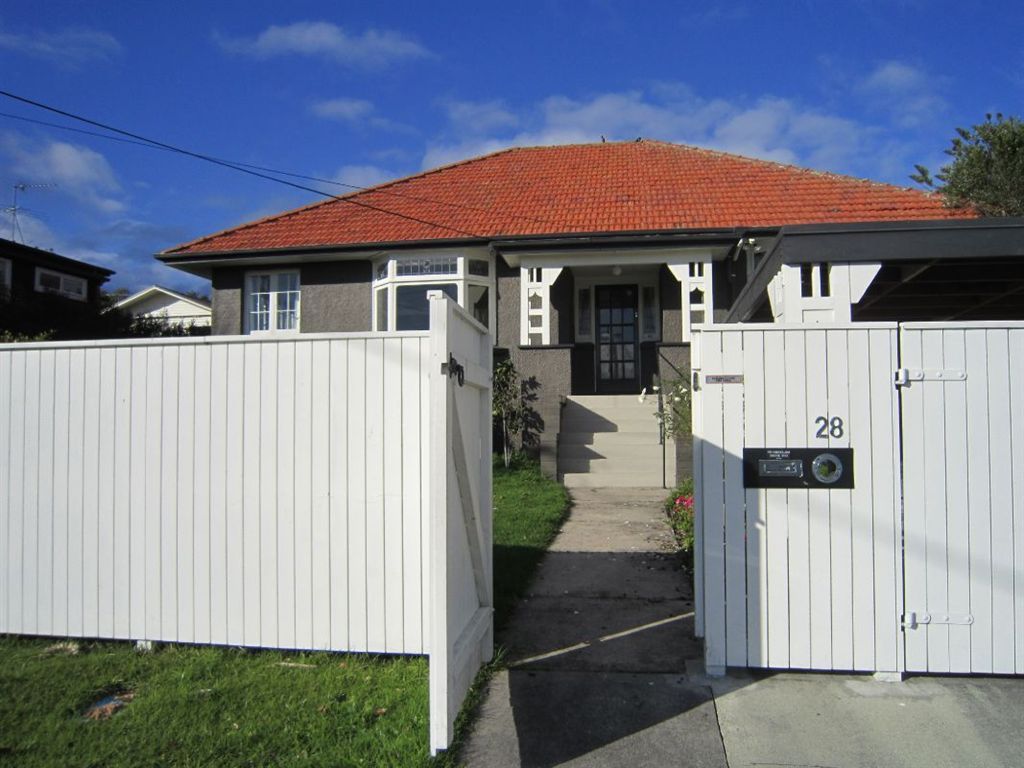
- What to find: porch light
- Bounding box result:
[611,265,622,276]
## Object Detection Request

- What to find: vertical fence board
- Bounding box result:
[329,339,351,650]
[804,330,832,669]
[35,350,55,636]
[721,331,747,666]
[699,331,726,670]
[825,330,853,670]
[294,341,314,651]
[402,337,425,652]
[67,349,86,637]
[176,346,196,644]
[193,346,212,644]
[365,338,387,651]
[762,331,789,668]
[741,332,766,667]
[347,340,368,652]
[276,342,296,650]
[784,332,811,668]
[310,342,331,650]
[383,337,406,653]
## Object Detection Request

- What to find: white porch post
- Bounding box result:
[668,262,713,342]
[520,267,563,346]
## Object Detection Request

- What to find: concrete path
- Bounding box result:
[461,487,725,767]
[460,487,1024,767]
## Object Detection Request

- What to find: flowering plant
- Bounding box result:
[654,377,692,440]
[664,478,695,565]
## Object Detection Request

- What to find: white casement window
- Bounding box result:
[34,267,87,302]
[0,258,10,296]
[244,271,300,334]
[372,253,493,332]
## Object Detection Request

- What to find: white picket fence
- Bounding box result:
[694,322,1024,677]
[0,293,491,754]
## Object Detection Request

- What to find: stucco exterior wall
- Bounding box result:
[211,268,244,335]
[300,261,372,333]
[210,261,373,335]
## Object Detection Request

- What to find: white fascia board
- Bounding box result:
[508,245,723,269]
[115,285,211,312]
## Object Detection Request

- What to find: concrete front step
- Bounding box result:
[559,431,663,447]
[558,443,665,462]
[561,411,661,433]
[566,394,658,408]
[562,471,669,488]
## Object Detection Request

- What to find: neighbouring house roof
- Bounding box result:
[162,140,976,257]
[0,236,115,279]
[114,284,212,312]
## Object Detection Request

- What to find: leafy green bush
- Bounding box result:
[665,477,695,567]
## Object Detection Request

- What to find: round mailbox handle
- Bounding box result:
[812,452,843,485]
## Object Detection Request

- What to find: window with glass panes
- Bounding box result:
[245,271,300,333]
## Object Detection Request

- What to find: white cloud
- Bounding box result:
[332,164,395,189]
[311,97,375,122]
[856,60,947,128]
[309,97,412,133]
[441,99,519,134]
[422,87,875,177]
[1,134,125,212]
[0,25,121,66]
[218,21,431,69]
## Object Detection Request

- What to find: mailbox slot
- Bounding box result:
[743,448,854,489]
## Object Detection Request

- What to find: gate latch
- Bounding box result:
[903,611,974,629]
[442,353,465,386]
[894,368,967,388]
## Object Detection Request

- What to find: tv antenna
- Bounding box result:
[4,182,56,243]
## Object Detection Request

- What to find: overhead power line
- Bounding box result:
[0,89,481,238]
[0,93,559,233]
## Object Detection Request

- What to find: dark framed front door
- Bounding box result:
[595,284,639,394]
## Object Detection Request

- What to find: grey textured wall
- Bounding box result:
[495,257,519,349]
[660,265,681,343]
[510,345,572,479]
[549,269,575,345]
[300,261,372,332]
[656,343,693,485]
[210,261,373,335]
[211,268,244,335]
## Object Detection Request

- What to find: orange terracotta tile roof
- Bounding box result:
[164,140,975,255]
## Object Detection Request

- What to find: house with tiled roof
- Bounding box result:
[160,139,1024,484]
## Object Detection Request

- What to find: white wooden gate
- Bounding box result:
[899,322,1024,675]
[427,293,494,753]
[695,321,1024,677]
[0,294,491,754]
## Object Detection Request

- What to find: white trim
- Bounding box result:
[243,268,301,335]
[34,267,88,302]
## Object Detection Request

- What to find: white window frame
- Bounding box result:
[372,252,495,334]
[243,269,301,335]
[0,258,10,295]
[34,267,87,302]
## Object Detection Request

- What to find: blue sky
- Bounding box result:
[1,0,1021,293]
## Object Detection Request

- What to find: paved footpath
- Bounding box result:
[460,487,728,768]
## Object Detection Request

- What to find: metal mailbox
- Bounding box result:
[742,447,854,489]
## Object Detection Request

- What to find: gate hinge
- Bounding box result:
[902,611,974,629]
[441,353,465,386]
[894,368,967,388]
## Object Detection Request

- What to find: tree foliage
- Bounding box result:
[911,113,1024,216]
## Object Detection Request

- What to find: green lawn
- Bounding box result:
[0,460,568,768]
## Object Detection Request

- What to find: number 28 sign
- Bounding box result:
[814,416,844,439]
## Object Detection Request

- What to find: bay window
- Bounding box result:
[245,271,300,334]
[372,253,493,332]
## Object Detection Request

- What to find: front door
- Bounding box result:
[595,285,639,394]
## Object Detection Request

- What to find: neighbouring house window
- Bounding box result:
[800,263,830,298]
[0,258,10,297]
[577,288,592,338]
[245,271,300,333]
[35,267,87,302]
[372,252,494,332]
